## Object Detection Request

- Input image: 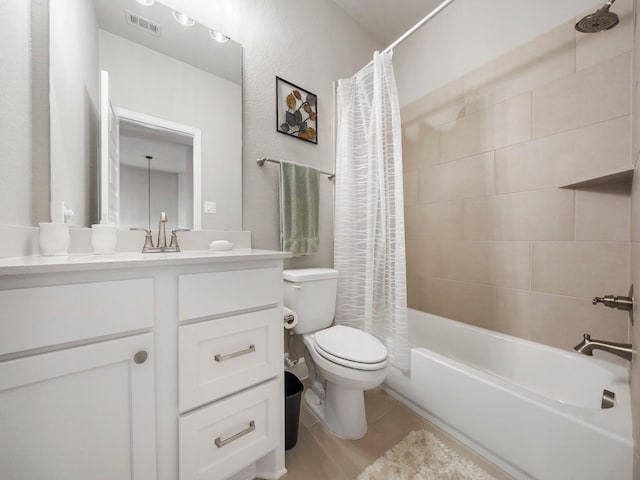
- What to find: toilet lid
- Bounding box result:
[313,325,388,365]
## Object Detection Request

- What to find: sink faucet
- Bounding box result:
[131,212,189,253]
[574,334,632,361]
[157,211,168,248]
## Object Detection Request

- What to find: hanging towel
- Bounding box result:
[279,161,320,256]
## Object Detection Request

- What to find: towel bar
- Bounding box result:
[257,157,335,180]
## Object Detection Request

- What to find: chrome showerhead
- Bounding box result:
[575,0,619,33]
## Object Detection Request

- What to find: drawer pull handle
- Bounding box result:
[214,420,255,448]
[214,344,255,362]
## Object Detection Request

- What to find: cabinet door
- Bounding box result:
[0,333,157,480]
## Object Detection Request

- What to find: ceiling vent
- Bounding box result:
[125,10,161,37]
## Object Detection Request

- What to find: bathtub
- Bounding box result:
[384,309,633,480]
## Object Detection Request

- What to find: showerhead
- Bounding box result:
[575,0,619,33]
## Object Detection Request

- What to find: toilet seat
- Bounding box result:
[313,325,388,371]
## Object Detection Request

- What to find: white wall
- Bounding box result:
[394,0,597,106]
[0,1,32,225]
[156,0,379,266]
[49,0,99,225]
[120,165,179,230]
[99,30,242,231]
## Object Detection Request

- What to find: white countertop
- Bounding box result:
[0,249,292,276]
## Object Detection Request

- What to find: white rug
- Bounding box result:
[354,430,497,480]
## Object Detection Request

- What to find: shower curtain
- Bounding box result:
[334,51,409,372]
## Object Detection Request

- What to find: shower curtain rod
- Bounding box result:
[356,0,456,74]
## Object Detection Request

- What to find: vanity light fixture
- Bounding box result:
[172,10,195,27]
[209,29,230,43]
[135,0,155,5]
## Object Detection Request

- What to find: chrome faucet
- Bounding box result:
[131,212,189,253]
[574,334,632,361]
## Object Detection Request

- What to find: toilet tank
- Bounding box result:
[283,268,339,334]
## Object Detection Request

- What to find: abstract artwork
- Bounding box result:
[276,76,317,144]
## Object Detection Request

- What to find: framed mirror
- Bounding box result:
[49,0,242,230]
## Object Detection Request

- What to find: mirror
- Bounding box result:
[49,0,242,230]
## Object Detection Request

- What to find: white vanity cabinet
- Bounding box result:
[0,333,157,480]
[0,250,287,480]
[177,267,283,480]
[0,279,157,480]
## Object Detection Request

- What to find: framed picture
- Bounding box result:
[276,76,317,144]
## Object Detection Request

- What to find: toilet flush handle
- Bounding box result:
[291,284,303,289]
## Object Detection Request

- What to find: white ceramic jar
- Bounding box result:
[39,222,70,256]
[91,223,117,254]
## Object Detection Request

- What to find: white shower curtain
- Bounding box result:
[334,51,409,372]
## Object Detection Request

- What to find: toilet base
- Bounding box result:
[304,384,368,440]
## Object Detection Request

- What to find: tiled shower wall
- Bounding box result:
[629,0,639,474]
[402,3,634,353]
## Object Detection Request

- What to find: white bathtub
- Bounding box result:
[385,309,633,480]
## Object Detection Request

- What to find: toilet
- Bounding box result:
[283,268,389,439]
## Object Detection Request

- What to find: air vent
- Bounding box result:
[125,10,161,37]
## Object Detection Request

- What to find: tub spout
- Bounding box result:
[574,333,632,361]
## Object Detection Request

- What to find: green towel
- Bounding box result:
[279,161,320,256]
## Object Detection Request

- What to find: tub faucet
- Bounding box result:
[574,333,632,361]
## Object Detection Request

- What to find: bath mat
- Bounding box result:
[354,430,497,480]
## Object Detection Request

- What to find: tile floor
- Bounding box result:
[280,386,514,480]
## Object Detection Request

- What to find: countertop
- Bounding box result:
[0,249,292,276]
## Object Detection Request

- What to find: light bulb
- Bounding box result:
[209,29,230,43]
[172,10,195,27]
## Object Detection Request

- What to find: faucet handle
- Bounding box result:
[592,294,633,311]
[169,229,190,252]
[130,227,154,250]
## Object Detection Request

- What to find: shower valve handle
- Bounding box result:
[592,295,633,311]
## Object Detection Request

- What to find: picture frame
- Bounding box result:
[276,76,317,144]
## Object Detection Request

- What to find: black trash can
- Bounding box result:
[284,371,304,450]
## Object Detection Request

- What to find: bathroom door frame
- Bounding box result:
[116,108,203,230]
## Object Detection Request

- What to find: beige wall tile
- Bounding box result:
[533,52,631,138]
[401,78,465,127]
[633,77,640,167]
[406,201,464,240]
[492,242,531,289]
[631,161,640,242]
[465,21,576,113]
[463,197,494,240]
[402,120,440,172]
[418,278,494,330]
[494,288,629,351]
[495,116,631,194]
[404,203,421,240]
[406,239,439,283]
[575,183,630,241]
[403,170,418,206]
[576,0,634,71]
[440,93,532,162]
[407,276,419,310]
[438,240,530,289]
[629,243,640,454]
[531,241,629,299]
[491,189,575,241]
[419,152,494,202]
[439,241,493,284]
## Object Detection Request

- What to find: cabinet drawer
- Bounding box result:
[179,308,280,411]
[178,267,281,322]
[179,379,280,480]
[0,279,153,356]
